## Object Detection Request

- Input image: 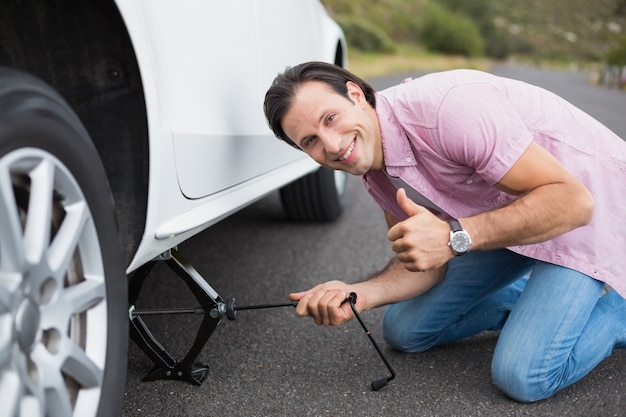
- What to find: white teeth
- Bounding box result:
[338,140,355,161]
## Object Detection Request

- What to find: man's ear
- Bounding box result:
[345,81,365,105]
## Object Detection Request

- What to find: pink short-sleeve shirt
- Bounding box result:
[362,70,626,296]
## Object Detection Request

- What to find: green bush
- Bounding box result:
[606,34,626,68]
[604,34,626,88]
[420,2,485,57]
[322,0,427,44]
[336,15,397,53]
[484,26,533,59]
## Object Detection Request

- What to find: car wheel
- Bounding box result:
[279,167,349,222]
[0,68,127,417]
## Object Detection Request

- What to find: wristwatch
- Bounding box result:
[447,219,471,256]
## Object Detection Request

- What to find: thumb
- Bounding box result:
[396,188,423,217]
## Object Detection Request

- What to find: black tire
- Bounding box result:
[0,68,127,417]
[279,167,349,222]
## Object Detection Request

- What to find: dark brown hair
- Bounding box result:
[263,61,376,149]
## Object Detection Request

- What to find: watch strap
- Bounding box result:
[448,218,463,233]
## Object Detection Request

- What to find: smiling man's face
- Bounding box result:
[281,80,384,176]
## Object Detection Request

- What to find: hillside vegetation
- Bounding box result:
[321,0,626,65]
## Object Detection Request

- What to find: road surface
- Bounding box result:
[121,66,626,417]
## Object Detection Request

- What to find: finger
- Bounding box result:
[293,293,313,317]
[315,289,346,326]
[329,292,355,325]
[289,282,326,302]
[387,190,421,242]
[323,290,351,326]
[302,289,332,325]
[316,291,333,326]
[289,291,307,301]
[395,251,415,268]
[289,282,352,324]
[396,188,423,217]
[392,246,421,271]
[390,236,408,254]
[402,261,421,273]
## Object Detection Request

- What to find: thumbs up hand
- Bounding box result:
[396,187,426,218]
[387,189,452,272]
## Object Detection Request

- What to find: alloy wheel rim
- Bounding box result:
[0,147,108,417]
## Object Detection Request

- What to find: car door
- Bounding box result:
[170,0,315,200]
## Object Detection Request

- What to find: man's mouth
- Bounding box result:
[337,139,356,161]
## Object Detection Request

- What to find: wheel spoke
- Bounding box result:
[43,372,74,417]
[23,158,54,266]
[41,280,104,332]
[0,286,11,312]
[47,200,88,274]
[0,315,11,364]
[19,396,43,417]
[0,369,21,417]
[0,157,25,273]
[39,279,105,388]
[65,279,104,317]
[63,342,103,389]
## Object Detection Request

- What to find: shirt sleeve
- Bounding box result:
[434,82,533,185]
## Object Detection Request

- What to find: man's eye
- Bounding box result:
[326,114,336,124]
[304,136,317,147]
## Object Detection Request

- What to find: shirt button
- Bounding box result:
[466,180,473,185]
[405,157,412,163]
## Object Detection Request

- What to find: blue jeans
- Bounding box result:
[382,249,626,402]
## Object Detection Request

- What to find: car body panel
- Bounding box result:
[112,0,345,271]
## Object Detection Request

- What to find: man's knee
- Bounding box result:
[491,352,553,403]
[381,312,436,353]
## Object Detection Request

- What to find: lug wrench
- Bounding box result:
[228,292,395,390]
[128,298,295,321]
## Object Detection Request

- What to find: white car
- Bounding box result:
[0,1,346,416]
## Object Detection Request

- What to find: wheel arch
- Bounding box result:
[0,0,149,267]
[335,40,346,67]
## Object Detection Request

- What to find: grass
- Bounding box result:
[345,44,607,82]
[346,44,493,79]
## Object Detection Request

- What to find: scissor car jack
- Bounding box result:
[128,248,395,390]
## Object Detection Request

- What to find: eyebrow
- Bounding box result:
[297,112,326,146]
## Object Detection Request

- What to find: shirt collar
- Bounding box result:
[374,92,417,174]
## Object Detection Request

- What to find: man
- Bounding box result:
[263,62,626,402]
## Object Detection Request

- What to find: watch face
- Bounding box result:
[451,232,471,254]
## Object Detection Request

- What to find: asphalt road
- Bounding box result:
[121,66,626,417]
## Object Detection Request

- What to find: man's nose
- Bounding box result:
[320,132,342,154]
